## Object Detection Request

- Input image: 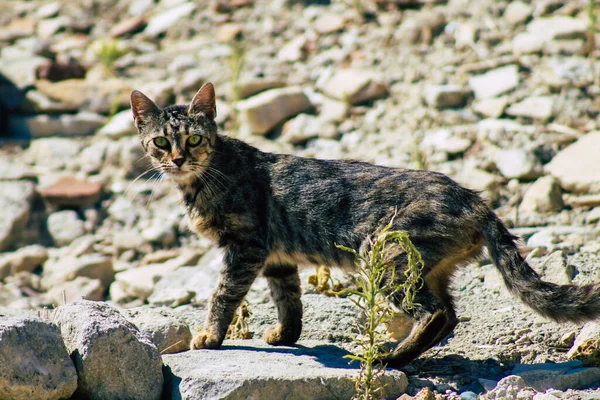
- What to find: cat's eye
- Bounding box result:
[187,135,203,147]
[153,137,170,149]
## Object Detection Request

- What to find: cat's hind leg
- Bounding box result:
[262,264,303,346]
[383,284,458,369]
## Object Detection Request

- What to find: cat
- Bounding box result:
[131,82,600,368]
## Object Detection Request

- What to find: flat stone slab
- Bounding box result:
[163,340,408,400]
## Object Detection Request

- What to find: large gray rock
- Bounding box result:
[144,2,195,36]
[163,340,407,400]
[12,112,106,138]
[494,148,542,180]
[41,254,114,296]
[545,132,600,193]
[0,181,35,252]
[0,317,77,400]
[53,300,163,400]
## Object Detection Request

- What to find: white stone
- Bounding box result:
[545,132,600,193]
[469,65,520,99]
[506,96,555,121]
[320,69,387,105]
[0,181,35,252]
[504,1,533,25]
[494,149,543,180]
[98,109,136,139]
[472,97,508,118]
[520,176,564,213]
[144,2,195,36]
[47,210,85,247]
[236,87,312,136]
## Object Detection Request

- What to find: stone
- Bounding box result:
[567,322,600,366]
[41,254,114,292]
[116,251,201,301]
[216,23,243,42]
[280,114,332,145]
[520,176,564,213]
[235,79,287,100]
[0,317,77,400]
[35,59,86,82]
[35,79,131,114]
[481,375,527,400]
[469,65,520,100]
[98,109,136,139]
[43,276,104,305]
[511,361,600,391]
[314,13,345,34]
[513,16,587,55]
[423,85,470,109]
[22,90,76,113]
[144,2,195,36]
[452,167,498,193]
[512,32,545,55]
[0,181,35,252]
[537,250,573,285]
[23,137,84,171]
[125,307,192,354]
[0,245,48,281]
[147,266,207,307]
[0,158,35,180]
[40,177,103,208]
[545,132,600,193]
[53,300,163,400]
[544,57,594,89]
[528,16,587,41]
[472,97,509,118]
[319,98,349,123]
[277,36,307,62]
[47,210,86,247]
[0,55,48,89]
[422,130,472,156]
[162,340,407,400]
[36,2,62,18]
[236,87,312,136]
[320,69,387,105]
[10,112,107,138]
[109,16,147,37]
[141,223,176,246]
[506,96,556,121]
[504,1,533,25]
[494,149,543,180]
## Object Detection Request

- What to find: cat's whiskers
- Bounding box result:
[124,166,161,202]
[146,172,165,207]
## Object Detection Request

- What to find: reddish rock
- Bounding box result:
[40,177,103,207]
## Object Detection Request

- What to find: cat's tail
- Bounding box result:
[482,212,600,323]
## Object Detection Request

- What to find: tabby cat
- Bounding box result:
[131,83,600,368]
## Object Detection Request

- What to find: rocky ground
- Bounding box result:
[1,0,600,399]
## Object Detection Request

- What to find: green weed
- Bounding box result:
[338,214,424,400]
[95,39,126,71]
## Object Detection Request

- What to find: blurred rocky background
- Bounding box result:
[1,0,600,399]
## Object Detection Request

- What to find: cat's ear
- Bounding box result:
[130,90,160,127]
[188,82,216,120]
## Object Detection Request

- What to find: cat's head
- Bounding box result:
[130,82,217,184]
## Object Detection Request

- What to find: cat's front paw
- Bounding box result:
[190,331,221,350]
[264,324,299,346]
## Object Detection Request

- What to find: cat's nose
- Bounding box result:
[172,157,185,167]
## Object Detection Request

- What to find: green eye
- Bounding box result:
[187,135,202,147]
[153,137,169,149]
